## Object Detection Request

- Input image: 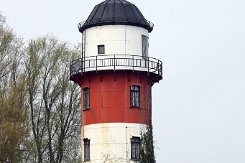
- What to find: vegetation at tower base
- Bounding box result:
[140,124,156,163]
[0,12,81,163]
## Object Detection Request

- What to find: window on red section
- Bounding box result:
[83,88,90,110]
[130,85,140,107]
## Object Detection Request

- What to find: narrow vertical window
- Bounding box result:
[83,88,90,109]
[142,35,149,57]
[84,138,90,161]
[131,137,141,160]
[130,85,140,107]
[98,45,105,54]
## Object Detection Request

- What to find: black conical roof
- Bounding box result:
[79,0,153,33]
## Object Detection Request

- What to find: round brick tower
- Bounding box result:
[70,0,162,162]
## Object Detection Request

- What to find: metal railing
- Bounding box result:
[70,54,162,78]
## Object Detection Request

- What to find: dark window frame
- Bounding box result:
[130,85,140,108]
[83,87,90,110]
[84,138,90,161]
[98,45,105,54]
[131,136,141,160]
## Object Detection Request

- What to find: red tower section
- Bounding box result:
[75,71,159,126]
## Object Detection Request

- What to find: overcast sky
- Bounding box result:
[1,0,245,162]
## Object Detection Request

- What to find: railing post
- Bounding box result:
[82,57,85,72]
[83,58,85,72]
[148,57,150,73]
[158,60,160,75]
[80,58,84,72]
[160,61,162,76]
[132,55,134,71]
[96,56,97,72]
[114,55,116,71]
[81,59,83,72]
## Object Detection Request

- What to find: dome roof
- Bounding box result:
[78,0,153,33]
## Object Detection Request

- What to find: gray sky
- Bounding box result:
[1,0,245,162]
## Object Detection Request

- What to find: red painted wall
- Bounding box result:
[79,71,153,126]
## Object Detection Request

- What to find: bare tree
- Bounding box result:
[0,12,81,162]
[25,37,81,163]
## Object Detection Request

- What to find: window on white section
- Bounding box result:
[84,138,90,161]
[142,35,149,57]
[98,45,105,54]
[131,137,141,160]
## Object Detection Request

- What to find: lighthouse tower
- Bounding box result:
[70,0,162,162]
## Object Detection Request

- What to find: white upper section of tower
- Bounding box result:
[83,25,149,57]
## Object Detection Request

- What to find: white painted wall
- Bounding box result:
[81,123,147,163]
[79,25,161,74]
[83,25,149,57]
